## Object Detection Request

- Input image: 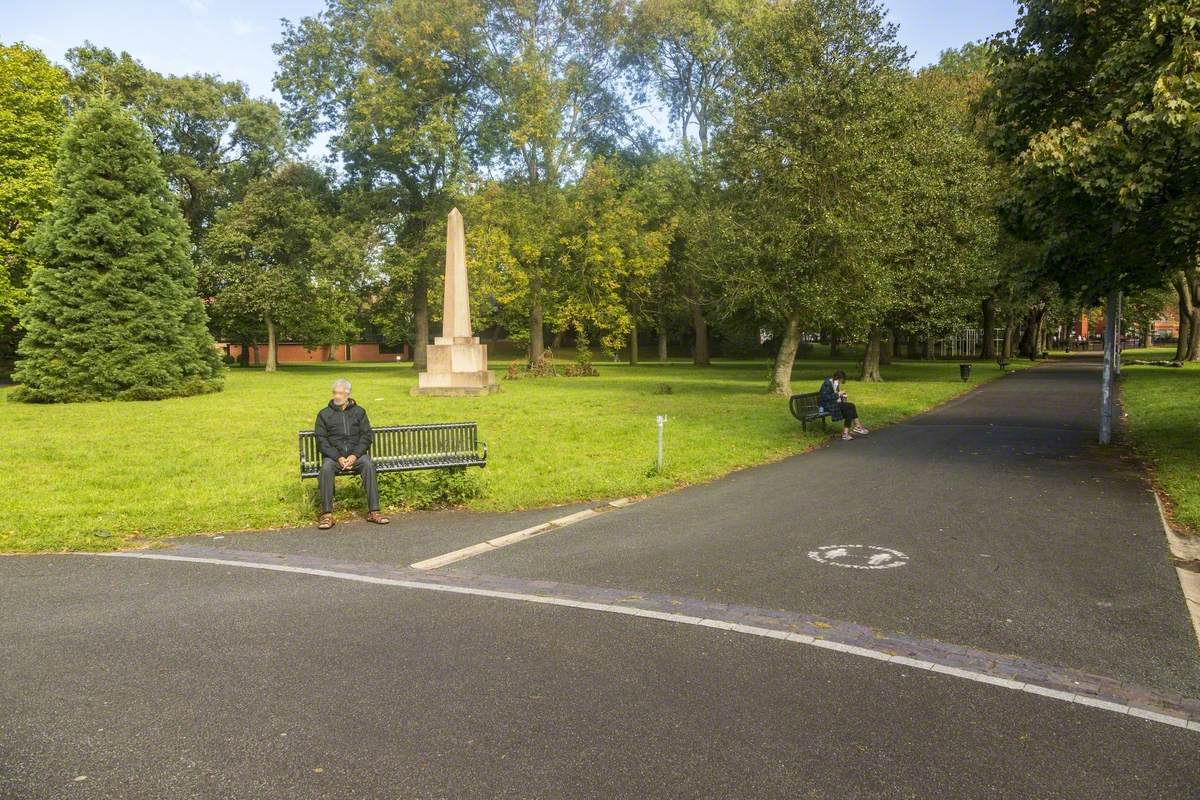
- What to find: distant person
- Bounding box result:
[818,370,870,441]
[314,378,389,529]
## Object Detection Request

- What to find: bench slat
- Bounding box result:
[789,392,830,432]
[298,422,487,478]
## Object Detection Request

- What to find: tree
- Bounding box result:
[0,42,68,378]
[64,44,286,244]
[1122,283,1174,348]
[470,157,672,359]
[480,0,646,361]
[631,0,744,364]
[275,0,491,370]
[712,0,909,394]
[854,62,1001,381]
[986,1,1200,357]
[12,98,223,402]
[202,163,363,372]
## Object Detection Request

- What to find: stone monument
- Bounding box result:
[411,208,499,396]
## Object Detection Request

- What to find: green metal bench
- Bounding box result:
[299,422,487,479]
[789,392,830,432]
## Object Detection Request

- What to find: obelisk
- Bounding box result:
[411,208,499,396]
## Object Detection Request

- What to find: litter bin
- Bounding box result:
[959,363,971,382]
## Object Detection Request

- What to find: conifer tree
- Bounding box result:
[12,98,223,402]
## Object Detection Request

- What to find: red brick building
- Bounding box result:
[221,342,409,364]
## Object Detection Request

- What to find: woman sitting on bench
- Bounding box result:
[818,370,870,441]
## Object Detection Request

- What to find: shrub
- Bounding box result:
[377,468,483,511]
[12,98,224,403]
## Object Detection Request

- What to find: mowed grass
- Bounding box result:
[0,356,1021,552]
[1120,347,1200,534]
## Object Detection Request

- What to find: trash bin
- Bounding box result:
[959,363,971,382]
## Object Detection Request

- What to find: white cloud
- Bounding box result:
[184,0,209,16]
[231,18,252,36]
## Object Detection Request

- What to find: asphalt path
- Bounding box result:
[455,357,1200,697]
[2,357,1197,798]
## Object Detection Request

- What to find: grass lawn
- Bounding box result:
[1120,346,1200,535]
[1,355,1023,552]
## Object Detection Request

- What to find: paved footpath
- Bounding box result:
[2,357,1198,799]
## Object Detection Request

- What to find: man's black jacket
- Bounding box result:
[315,399,373,460]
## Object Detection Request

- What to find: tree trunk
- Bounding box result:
[1141,324,1152,349]
[689,295,709,366]
[982,297,997,359]
[1022,308,1048,358]
[1174,269,1200,362]
[1175,279,1191,362]
[921,338,931,360]
[1002,320,1016,360]
[769,313,802,396]
[628,319,639,365]
[829,334,840,358]
[880,328,894,365]
[657,325,668,362]
[905,335,919,359]
[1190,307,1200,361]
[237,336,250,367]
[265,316,278,373]
[860,327,883,382]
[529,276,545,363]
[1018,312,1036,358]
[412,269,428,371]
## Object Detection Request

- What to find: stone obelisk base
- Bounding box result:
[411,336,499,396]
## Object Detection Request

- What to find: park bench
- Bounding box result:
[298,422,487,479]
[789,391,830,432]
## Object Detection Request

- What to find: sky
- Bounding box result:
[5,0,1022,149]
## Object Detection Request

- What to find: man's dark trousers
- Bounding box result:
[319,455,380,513]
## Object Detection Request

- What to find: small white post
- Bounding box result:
[656,415,667,470]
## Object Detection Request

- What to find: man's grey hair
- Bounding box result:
[332,378,352,393]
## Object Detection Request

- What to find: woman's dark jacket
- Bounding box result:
[818,378,844,421]
[315,399,373,460]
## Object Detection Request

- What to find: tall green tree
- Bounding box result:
[13,98,223,402]
[0,42,68,378]
[855,57,1001,380]
[713,0,909,394]
[626,0,742,363]
[480,0,645,361]
[64,44,286,244]
[202,163,366,372]
[986,1,1199,357]
[275,0,490,370]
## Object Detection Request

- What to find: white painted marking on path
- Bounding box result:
[94,551,1196,733]
[807,545,910,570]
[411,500,632,570]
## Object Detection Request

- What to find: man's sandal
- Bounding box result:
[317,513,334,530]
[366,511,390,525]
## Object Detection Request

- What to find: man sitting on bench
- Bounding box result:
[818,370,870,441]
[315,378,390,529]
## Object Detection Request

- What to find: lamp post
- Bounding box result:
[1099,289,1121,445]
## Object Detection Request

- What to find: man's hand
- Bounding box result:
[345,454,358,468]
[337,456,350,470]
